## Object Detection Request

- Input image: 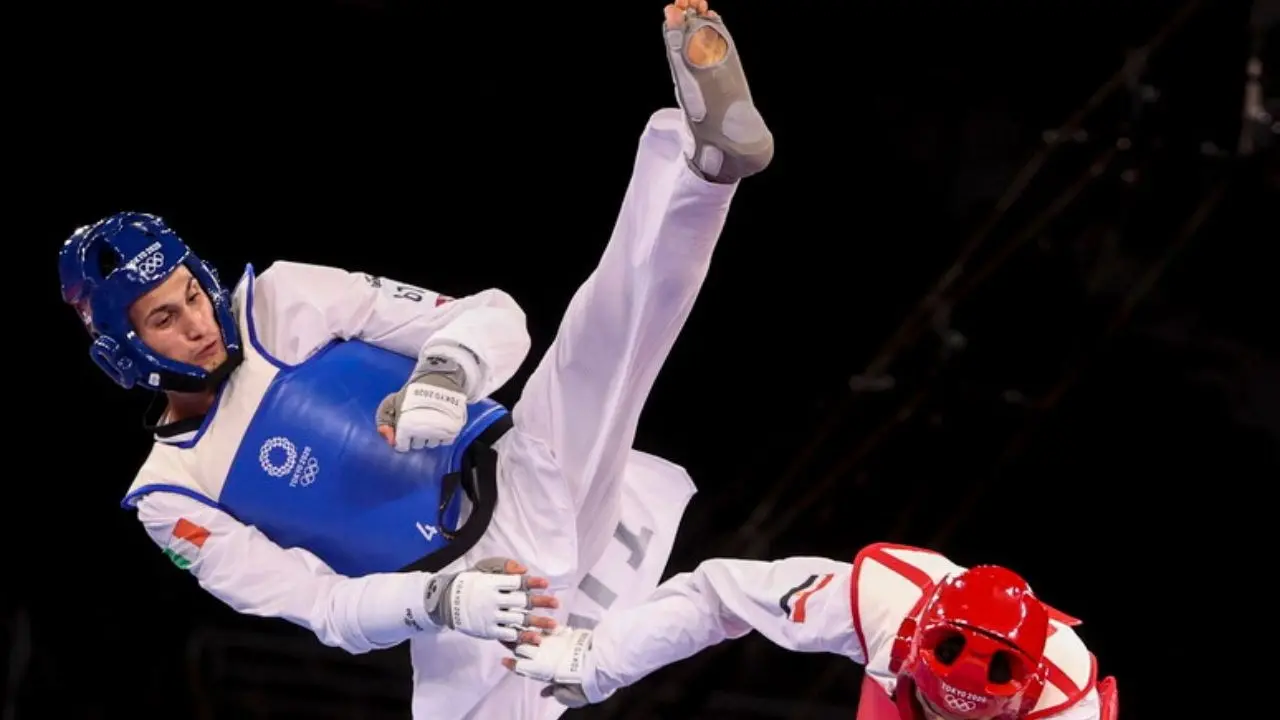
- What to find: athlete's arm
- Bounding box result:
[533,556,865,703]
[251,260,531,400]
[136,490,439,654]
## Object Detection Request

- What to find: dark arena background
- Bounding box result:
[7,1,1276,718]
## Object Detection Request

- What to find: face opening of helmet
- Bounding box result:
[126,266,229,375]
[921,624,1034,693]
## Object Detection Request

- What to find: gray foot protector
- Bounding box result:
[664,9,774,183]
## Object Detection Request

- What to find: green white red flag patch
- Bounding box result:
[164,518,210,569]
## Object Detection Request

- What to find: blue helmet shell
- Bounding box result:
[58,211,243,391]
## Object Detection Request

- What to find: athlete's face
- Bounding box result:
[129,266,227,372]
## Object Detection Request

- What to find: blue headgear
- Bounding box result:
[58,211,243,392]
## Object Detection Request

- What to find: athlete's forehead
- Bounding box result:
[146,266,196,296]
[130,266,198,318]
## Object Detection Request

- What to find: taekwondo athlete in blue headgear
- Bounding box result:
[58,208,558,626]
[57,3,773,717]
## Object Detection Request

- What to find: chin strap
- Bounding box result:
[154,346,244,393]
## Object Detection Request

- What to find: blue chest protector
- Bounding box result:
[190,341,505,578]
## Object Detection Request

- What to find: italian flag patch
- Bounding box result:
[164,518,210,569]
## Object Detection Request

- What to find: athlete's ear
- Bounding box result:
[888,617,917,675]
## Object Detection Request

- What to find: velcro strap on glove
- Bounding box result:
[422,560,532,643]
[415,343,483,399]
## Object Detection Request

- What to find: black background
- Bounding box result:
[7,1,1276,718]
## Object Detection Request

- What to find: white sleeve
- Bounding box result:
[250,260,531,399]
[585,556,864,701]
[135,491,440,654]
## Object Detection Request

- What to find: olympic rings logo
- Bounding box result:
[944,695,979,713]
[259,437,297,477]
[136,251,166,279]
[295,456,320,487]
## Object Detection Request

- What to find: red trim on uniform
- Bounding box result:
[856,674,905,720]
[791,573,834,623]
[849,543,943,661]
[1026,652,1096,719]
[1095,676,1119,720]
[865,544,937,589]
[850,549,869,657]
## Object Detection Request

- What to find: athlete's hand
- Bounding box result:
[502,627,600,708]
[424,557,560,643]
[377,354,469,451]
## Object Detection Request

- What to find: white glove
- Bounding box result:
[395,379,466,451]
[509,627,603,708]
[423,557,538,643]
[376,350,475,451]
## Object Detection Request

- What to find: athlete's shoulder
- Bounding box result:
[251,260,369,311]
[849,543,961,662]
[257,259,358,286]
[245,260,305,298]
[1025,619,1098,718]
[848,543,966,657]
[852,542,963,583]
[257,258,336,279]
[236,261,322,347]
[226,262,254,311]
[123,440,205,509]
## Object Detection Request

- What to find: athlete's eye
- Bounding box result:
[933,633,964,665]
[989,651,1011,683]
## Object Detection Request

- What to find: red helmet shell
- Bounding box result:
[903,566,1050,718]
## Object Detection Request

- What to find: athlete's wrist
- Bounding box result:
[422,570,457,629]
[578,635,614,704]
[350,571,441,645]
[415,342,482,399]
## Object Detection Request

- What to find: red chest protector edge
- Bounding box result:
[851,543,1096,720]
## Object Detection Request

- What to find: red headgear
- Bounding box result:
[888,566,1049,719]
